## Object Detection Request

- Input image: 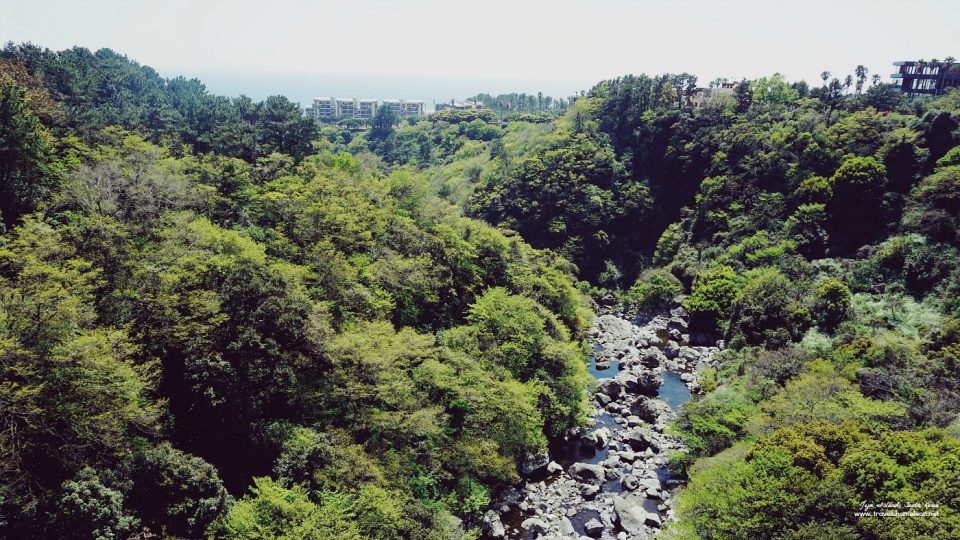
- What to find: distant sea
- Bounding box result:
[164,70,590,112]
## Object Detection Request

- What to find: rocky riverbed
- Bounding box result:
[482,306,722,540]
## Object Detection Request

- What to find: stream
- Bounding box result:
[483,307,721,540]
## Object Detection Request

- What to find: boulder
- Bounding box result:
[596,378,623,398]
[620,475,639,491]
[482,510,506,538]
[623,428,661,453]
[569,463,606,485]
[519,451,550,477]
[547,461,564,475]
[594,427,611,447]
[613,496,661,535]
[595,392,612,406]
[560,516,576,535]
[625,415,643,427]
[580,483,600,500]
[595,359,612,371]
[629,397,670,423]
[521,517,548,535]
[666,316,688,331]
[618,371,661,395]
[584,517,604,538]
[663,340,680,359]
[639,347,665,368]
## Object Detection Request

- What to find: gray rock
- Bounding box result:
[629,397,670,423]
[521,517,548,534]
[594,427,611,447]
[569,462,606,484]
[663,340,680,359]
[595,359,611,370]
[581,483,600,500]
[520,451,549,477]
[482,510,506,538]
[560,516,576,535]
[625,415,643,427]
[667,316,688,331]
[639,347,665,368]
[613,495,660,535]
[596,378,623,398]
[547,461,564,475]
[595,392,612,406]
[623,428,661,453]
[584,517,604,538]
[620,474,639,491]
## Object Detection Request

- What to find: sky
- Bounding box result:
[3,0,959,106]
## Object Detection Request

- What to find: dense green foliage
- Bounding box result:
[2,43,959,539]
[0,47,593,538]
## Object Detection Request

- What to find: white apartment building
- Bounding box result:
[306,97,426,120]
[335,98,357,118]
[401,100,425,117]
[305,97,336,120]
[689,82,736,108]
[357,99,378,119]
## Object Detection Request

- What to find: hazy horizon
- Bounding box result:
[4,0,959,107]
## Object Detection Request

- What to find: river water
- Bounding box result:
[488,311,713,539]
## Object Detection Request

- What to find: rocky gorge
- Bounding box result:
[482,305,722,540]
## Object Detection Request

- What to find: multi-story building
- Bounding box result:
[891,60,959,96]
[357,98,378,119]
[689,82,736,108]
[435,99,485,111]
[381,99,404,116]
[401,100,425,117]
[305,97,336,120]
[380,99,424,118]
[335,98,357,118]
[306,97,425,121]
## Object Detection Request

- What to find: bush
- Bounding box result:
[624,269,682,313]
[683,265,739,335]
[904,165,960,243]
[814,278,851,330]
[223,477,360,540]
[727,267,809,347]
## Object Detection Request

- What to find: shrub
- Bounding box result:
[814,278,852,330]
[624,269,683,313]
[683,265,739,334]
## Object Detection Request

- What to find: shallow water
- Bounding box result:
[589,355,619,379]
[657,371,691,411]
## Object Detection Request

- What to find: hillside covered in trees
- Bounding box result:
[1,42,959,539]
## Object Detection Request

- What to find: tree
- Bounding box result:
[120,443,231,538]
[223,477,361,540]
[734,78,753,113]
[855,65,868,96]
[624,269,683,313]
[727,267,809,347]
[51,468,138,540]
[903,165,960,243]
[683,265,739,335]
[814,277,851,330]
[0,78,52,225]
[827,156,888,252]
[254,95,316,158]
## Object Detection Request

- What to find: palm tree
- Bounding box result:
[872,74,882,86]
[820,71,831,88]
[939,56,956,94]
[855,65,868,95]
